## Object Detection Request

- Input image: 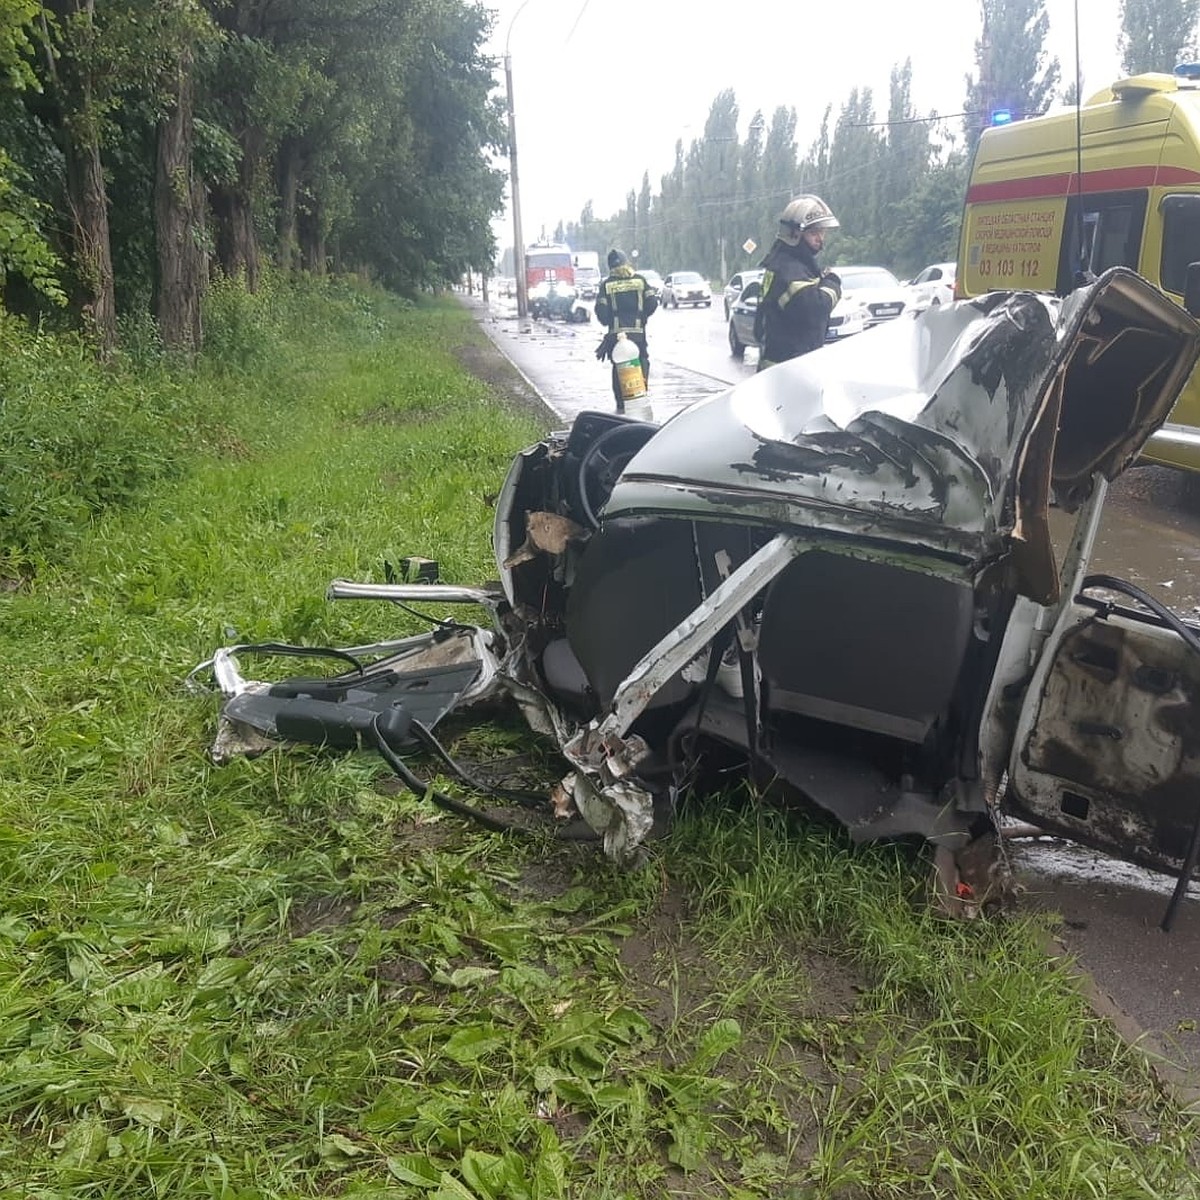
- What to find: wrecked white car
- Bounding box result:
[191,268,1200,925]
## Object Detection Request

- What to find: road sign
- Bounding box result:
[742,238,757,254]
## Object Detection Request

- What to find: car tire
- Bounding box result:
[704,300,711,308]
[729,323,745,360]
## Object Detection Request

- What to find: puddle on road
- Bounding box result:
[1049,466,1200,616]
[1011,835,1199,900]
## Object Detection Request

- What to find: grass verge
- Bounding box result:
[0,282,1196,1198]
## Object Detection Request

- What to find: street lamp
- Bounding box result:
[504,0,534,321]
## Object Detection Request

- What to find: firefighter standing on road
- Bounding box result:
[755,196,842,370]
[594,249,657,411]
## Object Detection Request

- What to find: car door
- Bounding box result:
[910,266,933,304]
[994,270,1200,879]
[1006,583,1200,877]
[731,279,762,345]
[724,274,743,316]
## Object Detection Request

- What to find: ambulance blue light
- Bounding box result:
[1175,63,1200,79]
[990,108,1013,126]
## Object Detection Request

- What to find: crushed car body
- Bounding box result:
[191,268,1200,920]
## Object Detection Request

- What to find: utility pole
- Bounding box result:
[505,1,534,323]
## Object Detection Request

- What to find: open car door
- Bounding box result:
[1004,270,1200,887]
[1007,581,1200,879]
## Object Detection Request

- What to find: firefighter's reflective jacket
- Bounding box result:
[595,265,658,334]
[755,240,841,366]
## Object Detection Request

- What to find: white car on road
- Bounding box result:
[834,265,910,327]
[907,261,957,311]
[662,271,713,308]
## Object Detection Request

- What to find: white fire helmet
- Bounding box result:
[778,195,839,245]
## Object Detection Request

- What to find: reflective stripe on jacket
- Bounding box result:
[595,265,658,333]
[756,240,836,362]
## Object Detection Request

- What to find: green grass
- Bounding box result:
[0,280,1196,1198]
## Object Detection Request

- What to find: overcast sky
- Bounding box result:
[481,0,1124,249]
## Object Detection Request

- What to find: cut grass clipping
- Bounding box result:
[1,280,1197,1198]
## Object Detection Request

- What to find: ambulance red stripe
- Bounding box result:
[966,164,1200,203]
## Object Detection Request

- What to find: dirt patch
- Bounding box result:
[449,307,557,429]
[290,894,357,937]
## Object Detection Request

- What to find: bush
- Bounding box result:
[0,274,400,574]
[0,316,194,570]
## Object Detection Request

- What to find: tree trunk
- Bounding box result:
[298,200,326,275]
[211,132,261,290]
[41,0,117,353]
[64,135,117,354]
[155,43,205,355]
[277,136,301,272]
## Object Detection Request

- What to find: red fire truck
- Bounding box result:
[525,243,574,290]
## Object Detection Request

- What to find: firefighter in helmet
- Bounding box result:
[754,196,842,370]
[594,249,657,411]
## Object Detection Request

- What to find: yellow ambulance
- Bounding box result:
[958,69,1200,472]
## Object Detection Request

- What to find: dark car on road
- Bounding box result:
[529,281,588,323]
[727,276,762,359]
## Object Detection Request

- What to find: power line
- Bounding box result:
[563,0,591,45]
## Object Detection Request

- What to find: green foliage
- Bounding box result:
[0,148,66,304]
[1119,0,1200,75]
[963,0,1061,143]
[564,7,1079,281]
[0,0,38,91]
[0,271,396,571]
[0,311,204,569]
[0,3,65,305]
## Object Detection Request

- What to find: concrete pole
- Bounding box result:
[504,51,528,321]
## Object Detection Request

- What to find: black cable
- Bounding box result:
[369,714,601,841]
[1081,575,1200,658]
[407,718,549,809]
[1080,575,1200,931]
[386,598,475,634]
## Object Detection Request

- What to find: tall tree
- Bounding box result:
[734,109,764,273]
[881,61,931,221]
[821,88,883,263]
[0,0,64,305]
[963,0,1060,144]
[155,14,204,352]
[1119,0,1199,74]
[36,0,119,349]
[697,89,739,279]
[758,104,798,247]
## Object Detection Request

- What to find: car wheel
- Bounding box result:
[729,322,745,360]
[704,300,711,308]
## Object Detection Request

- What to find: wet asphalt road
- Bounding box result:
[467,291,1200,1100]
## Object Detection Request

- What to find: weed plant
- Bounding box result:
[0,282,1197,1197]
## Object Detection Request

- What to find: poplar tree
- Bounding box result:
[1119,0,1199,74]
[963,0,1060,143]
